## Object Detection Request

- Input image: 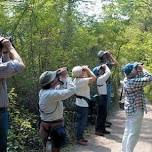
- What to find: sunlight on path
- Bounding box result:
[73,104,152,152]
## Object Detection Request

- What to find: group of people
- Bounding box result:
[38,50,119,152]
[0,36,152,152]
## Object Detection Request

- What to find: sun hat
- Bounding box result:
[97,50,107,58]
[39,71,57,87]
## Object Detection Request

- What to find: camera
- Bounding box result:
[98,66,105,75]
[0,39,3,49]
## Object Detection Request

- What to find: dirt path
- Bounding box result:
[73,104,152,152]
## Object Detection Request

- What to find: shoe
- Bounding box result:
[105,123,111,128]
[95,131,104,136]
[77,139,88,145]
[102,130,111,134]
[82,139,88,142]
[106,121,112,126]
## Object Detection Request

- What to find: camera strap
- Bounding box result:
[75,94,91,105]
[39,101,59,115]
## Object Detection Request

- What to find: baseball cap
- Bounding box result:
[39,71,57,87]
[122,62,143,75]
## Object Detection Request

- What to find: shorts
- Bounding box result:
[39,120,67,148]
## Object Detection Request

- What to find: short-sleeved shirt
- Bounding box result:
[73,78,90,107]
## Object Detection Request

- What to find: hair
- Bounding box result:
[72,66,83,78]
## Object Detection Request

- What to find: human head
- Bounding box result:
[122,62,143,78]
[39,67,68,89]
[39,71,57,89]
[97,50,110,63]
[72,66,83,78]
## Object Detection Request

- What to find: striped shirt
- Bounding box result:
[123,71,152,116]
[0,56,24,108]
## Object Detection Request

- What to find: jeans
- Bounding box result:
[95,95,107,132]
[0,111,9,152]
[107,83,112,111]
[75,106,88,140]
[121,109,144,152]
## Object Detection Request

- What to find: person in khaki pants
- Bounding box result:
[121,62,152,152]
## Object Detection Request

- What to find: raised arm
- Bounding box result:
[0,38,25,78]
[82,66,96,84]
[48,77,76,102]
[129,71,152,88]
[97,64,111,84]
[106,51,119,66]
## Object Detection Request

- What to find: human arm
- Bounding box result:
[97,64,111,84]
[0,38,25,78]
[47,77,76,102]
[2,39,25,66]
[106,51,119,66]
[129,71,152,88]
[82,66,96,83]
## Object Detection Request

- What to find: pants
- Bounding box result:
[95,95,107,131]
[107,83,112,112]
[39,119,66,149]
[75,106,88,140]
[0,111,9,152]
[121,109,144,152]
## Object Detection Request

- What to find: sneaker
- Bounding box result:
[106,121,112,126]
[82,139,88,142]
[77,139,88,145]
[102,130,111,134]
[105,123,111,128]
[95,131,104,136]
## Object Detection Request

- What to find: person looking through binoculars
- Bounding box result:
[0,36,25,152]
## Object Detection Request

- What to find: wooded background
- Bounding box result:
[0,0,152,151]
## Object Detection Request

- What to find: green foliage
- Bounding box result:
[8,88,42,152]
[0,0,152,151]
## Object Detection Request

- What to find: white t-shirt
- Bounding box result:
[73,78,90,107]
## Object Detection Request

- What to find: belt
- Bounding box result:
[41,119,64,130]
[41,118,64,124]
[0,107,8,112]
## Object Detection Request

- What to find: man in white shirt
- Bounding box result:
[39,68,76,152]
[95,64,111,136]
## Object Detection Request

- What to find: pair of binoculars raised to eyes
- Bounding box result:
[0,37,14,49]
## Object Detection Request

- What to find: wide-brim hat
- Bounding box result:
[39,71,57,87]
[97,50,107,58]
